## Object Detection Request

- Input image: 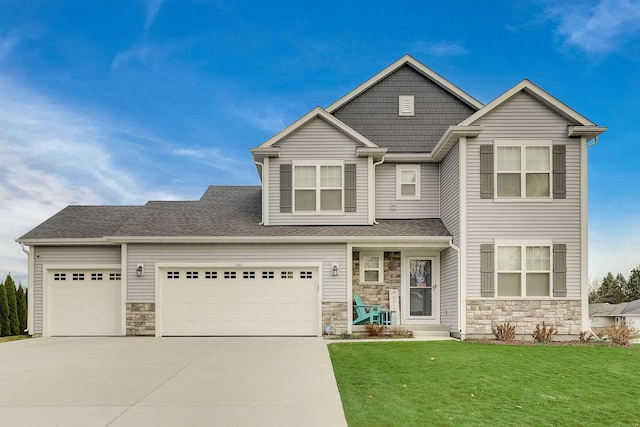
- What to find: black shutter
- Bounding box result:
[344,164,357,212]
[553,244,567,297]
[553,145,566,199]
[481,244,495,297]
[480,145,494,199]
[280,164,292,213]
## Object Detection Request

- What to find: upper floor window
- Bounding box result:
[293,162,343,212]
[396,165,420,200]
[496,143,551,198]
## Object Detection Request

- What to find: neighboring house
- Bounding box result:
[17,55,606,339]
[590,300,640,332]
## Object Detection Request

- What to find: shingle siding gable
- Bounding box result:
[332,65,476,153]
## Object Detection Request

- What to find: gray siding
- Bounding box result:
[440,143,460,245]
[440,247,458,332]
[375,163,439,219]
[332,65,476,152]
[466,92,582,298]
[127,243,347,302]
[268,118,369,225]
[32,245,121,334]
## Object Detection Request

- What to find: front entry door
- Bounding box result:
[408,257,435,318]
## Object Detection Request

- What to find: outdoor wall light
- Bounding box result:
[136,264,144,277]
[331,263,339,276]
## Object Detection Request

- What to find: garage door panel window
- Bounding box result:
[300,271,313,279]
[224,271,237,279]
[91,273,103,281]
[186,271,198,279]
[262,271,275,279]
[73,273,85,281]
[54,273,66,281]
[243,271,256,279]
[167,271,179,279]
[281,271,293,279]
[110,273,121,280]
[205,271,217,279]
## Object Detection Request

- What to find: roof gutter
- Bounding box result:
[102,235,453,244]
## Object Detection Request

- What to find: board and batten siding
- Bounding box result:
[439,142,460,246]
[440,246,458,332]
[375,163,439,219]
[465,92,582,299]
[268,118,369,225]
[32,245,122,335]
[126,243,347,303]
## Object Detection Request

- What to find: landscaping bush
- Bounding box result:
[387,326,413,338]
[603,324,636,346]
[491,322,515,342]
[16,285,27,334]
[532,322,557,343]
[364,323,385,337]
[4,276,20,336]
[0,282,9,337]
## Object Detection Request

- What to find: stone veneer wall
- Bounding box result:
[322,302,348,335]
[352,251,401,311]
[466,299,582,337]
[126,303,155,336]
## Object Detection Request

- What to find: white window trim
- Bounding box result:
[494,240,553,298]
[396,164,421,200]
[360,252,384,283]
[494,140,553,201]
[292,160,345,215]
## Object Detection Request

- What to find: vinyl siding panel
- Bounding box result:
[440,143,460,245]
[32,245,121,335]
[440,247,458,332]
[268,118,369,225]
[127,243,347,303]
[375,163,439,219]
[465,92,582,299]
[332,65,476,152]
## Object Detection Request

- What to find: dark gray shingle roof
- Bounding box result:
[19,206,144,240]
[19,186,450,240]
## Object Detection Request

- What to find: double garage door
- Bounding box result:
[159,267,319,336]
[49,270,121,336]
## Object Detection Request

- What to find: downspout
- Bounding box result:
[372,156,385,225]
[253,159,264,226]
[19,242,32,334]
[20,242,29,255]
[587,136,599,147]
[448,238,462,339]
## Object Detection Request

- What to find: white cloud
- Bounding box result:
[145,0,165,30]
[173,147,255,177]
[414,40,468,57]
[0,75,209,287]
[544,0,640,55]
[111,45,151,71]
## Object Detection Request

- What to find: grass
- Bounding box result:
[329,341,640,427]
[0,335,30,344]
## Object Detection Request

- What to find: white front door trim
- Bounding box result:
[400,252,440,325]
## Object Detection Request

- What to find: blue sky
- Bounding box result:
[1,0,639,287]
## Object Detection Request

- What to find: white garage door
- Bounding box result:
[160,267,318,336]
[49,270,122,336]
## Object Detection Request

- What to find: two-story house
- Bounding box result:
[17,55,606,339]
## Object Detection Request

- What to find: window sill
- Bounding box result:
[491,198,554,203]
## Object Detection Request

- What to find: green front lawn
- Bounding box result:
[329,341,640,427]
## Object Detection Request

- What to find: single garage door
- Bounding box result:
[160,267,318,336]
[49,270,122,336]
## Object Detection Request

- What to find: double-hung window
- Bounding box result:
[360,252,383,282]
[396,164,420,199]
[496,142,551,198]
[293,162,343,212]
[496,244,551,297]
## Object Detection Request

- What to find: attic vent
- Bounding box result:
[398,95,414,116]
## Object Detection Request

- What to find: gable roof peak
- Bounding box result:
[459,78,597,127]
[326,54,484,113]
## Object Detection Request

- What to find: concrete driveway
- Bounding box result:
[0,337,347,427]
